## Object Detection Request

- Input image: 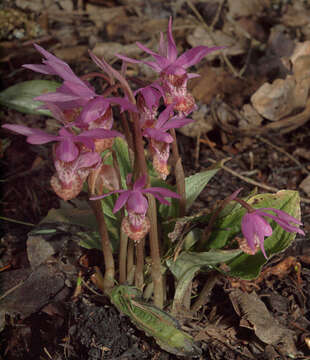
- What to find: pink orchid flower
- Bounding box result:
[117,17,222,115]
[241,208,305,259]
[142,104,193,143]
[135,85,163,129]
[141,104,193,179]
[74,96,137,129]
[91,174,180,241]
[51,150,101,201]
[116,17,221,78]
[24,44,96,109]
[2,124,122,162]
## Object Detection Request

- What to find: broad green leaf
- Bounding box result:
[185,164,221,211]
[227,190,302,280]
[167,248,242,314]
[0,80,61,115]
[40,199,120,251]
[77,228,118,253]
[100,194,117,220]
[41,199,98,230]
[110,285,201,357]
[205,191,257,249]
[158,164,221,238]
[206,201,245,249]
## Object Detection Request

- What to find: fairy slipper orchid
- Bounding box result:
[91,175,180,241]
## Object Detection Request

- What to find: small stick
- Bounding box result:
[208,158,310,204]
[191,271,220,312]
[256,135,310,175]
[186,0,240,78]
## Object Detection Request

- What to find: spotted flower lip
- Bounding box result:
[241,208,305,259]
[90,174,180,215]
[116,17,223,77]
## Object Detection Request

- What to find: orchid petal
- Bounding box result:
[2,124,58,144]
[256,211,305,235]
[113,191,131,213]
[22,64,55,75]
[115,54,142,65]
[156,104,174,128]
[136,41,159,57]
[175,46,224,68]
[56,138,79,162]
[161,116,194,131]
[44,103,67,124]
[143,128,173,143]
[77,97,110,124]
[158,32,166,56]
[258,208,303,225]
[2,124,46,137]
[145,192,170,205]
[27,133,59,144]
[76,137,94,151]
[126,192,148,214]
[90,189,125,201]
[106,97,138,113]
[133,175,147,190]
[61,80,95,98]
[167,17,178,62]
[33,43,66,64]
[81,129,123,139]
[143,187,180,200]
[45,60,78,83]
[76,152,101,169]
[241,214,257,252]
[35,92,81,103]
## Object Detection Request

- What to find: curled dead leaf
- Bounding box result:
[251,76,297,121]
[229,289,296,353]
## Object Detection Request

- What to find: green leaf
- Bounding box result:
[0,80,61,115]
[40,199,120,252]
[205,191,257,249]
[158,164,221,233]
[167,248,242,313]
[113,138,132,187]
[77,231,102,251]
[41,199,98,230]
[185,164,221,211]
[100,194,117,220]
[227,190,302,280]
[206,201,245,249]
[110,285,201,357]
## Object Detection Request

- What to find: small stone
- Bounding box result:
[299,175,310,196]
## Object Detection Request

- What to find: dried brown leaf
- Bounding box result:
[229,289,295,348]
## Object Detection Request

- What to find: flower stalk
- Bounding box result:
[89,199,115,291]
[170,128,186,217]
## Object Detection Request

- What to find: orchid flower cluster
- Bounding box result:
[2,18,305,290]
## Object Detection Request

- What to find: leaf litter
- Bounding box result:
[1,0,310,359]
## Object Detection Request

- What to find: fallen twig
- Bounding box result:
[208,158,310,204]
